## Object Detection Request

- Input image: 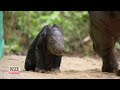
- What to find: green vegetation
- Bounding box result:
[3,11,96,56]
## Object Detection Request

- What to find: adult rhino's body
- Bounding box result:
[88,11,120,76]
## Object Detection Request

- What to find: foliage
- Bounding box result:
[4,11,95,56]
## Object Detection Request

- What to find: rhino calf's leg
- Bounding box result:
[35,47,47,73]
[49,56,62,73]
[25,56,36,71]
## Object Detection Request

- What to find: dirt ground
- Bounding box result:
[0,55,120,79]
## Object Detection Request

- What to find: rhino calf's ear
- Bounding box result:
[42,25,51,30]
[53,24,59,28]
[47,24,52,29]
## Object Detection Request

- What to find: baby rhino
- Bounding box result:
[24,24,64,73]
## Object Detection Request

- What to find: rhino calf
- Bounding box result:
[24,24,64,73]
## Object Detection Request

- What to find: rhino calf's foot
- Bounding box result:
[48,68,60,73]
[35,67,46,73]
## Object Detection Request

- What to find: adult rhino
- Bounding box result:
[88,11,120,76]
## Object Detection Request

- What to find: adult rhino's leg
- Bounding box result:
[89,25,118,72]
[101,48,118,72]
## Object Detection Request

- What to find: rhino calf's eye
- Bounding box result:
[49,38,54,42]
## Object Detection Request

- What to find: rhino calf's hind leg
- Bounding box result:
[24,53,36,71]
[25,58,36,71]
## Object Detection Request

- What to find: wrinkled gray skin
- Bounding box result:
[46,26,64,56]
[88,11,120,76]
[24,24,64,73]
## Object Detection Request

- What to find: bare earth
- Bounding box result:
[0,55,120,79]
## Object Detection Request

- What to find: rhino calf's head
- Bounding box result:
[46,24,64,56]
